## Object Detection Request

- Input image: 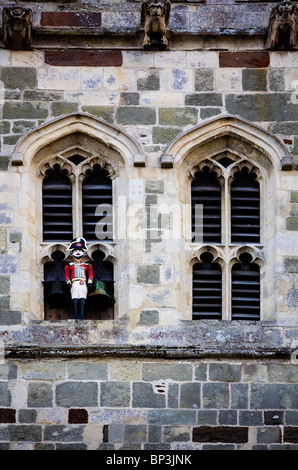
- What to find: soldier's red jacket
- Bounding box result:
[64,261,93,284]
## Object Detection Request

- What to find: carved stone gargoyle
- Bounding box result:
[266,0,297,50]
[141,0,171,50]
[2,2,33,50]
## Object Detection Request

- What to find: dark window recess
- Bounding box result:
[191,167,221,243]
[44,249,114,320]
[85,250,114,320]
[44,250,72,320]
[231,167,260,244]
[192,252,222,320]
[42,165,73,242]
[232,253,260,321]
[82,164,113,242]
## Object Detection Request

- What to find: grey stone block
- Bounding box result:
[1,67,37,90]
[168,383,179,408]
[256,426,281,444]
[28,383,53,408]
[146,180,164,194]
[219,410,237,425]
[0,363,17,380]
[197,410,217,425]
[148,409,196,425]
[3,102,48,120]
[225,93,297,122]
[142,363,192,381]
[185,93,222,107]
[132,382,165,408]
[239,410,263,426]
[148,425,162,443]
[44,425,85,442]
[203,383,229,409]
[209,363,241,382]
[116,107,156,125]
[231,383,248,409]
[68,362,108,380]
[195,69,214,91]
[137,69,160,91]
[8,425,42,442]
[137,310,159,326]
[269,69,284,92]
[0,382,11,406]
[137,266,160,284]
[250,384,298,409]
[242,69,267,91]
[109,424,124,442]
[180,382,201,409]
[56,382,98,408]
[163,425,191,442]
[124,425,147,443]
[152,127,181,145]
[158,107,198,127]
[19,409,37,424]
[100,382,130,407]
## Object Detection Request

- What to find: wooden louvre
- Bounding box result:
[42,165,73,242]
[82,165,113,241]
[231,167,260,244]
[191,167,221,244]
[192,253,222,320]
[232,253,260,320]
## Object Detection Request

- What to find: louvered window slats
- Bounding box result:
[82,167,113,241]
[232,262,260,320]
[231,170,260,244]
[42,171,73,242]
[192,258,222,320]
[192,171,221,243]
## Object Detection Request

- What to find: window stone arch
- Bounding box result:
[165,116,290,321]
[11,114,142,321]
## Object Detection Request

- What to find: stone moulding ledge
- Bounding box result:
[4,344,292,360]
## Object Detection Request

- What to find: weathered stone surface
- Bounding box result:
[225,94,297,122]
[203,383,229,408]
[56,382,98,408]
[242,69,267,91]
[209,363,241,382]
[0,68,37,90]
[3,102,48,120]
[132,382,165,408]
[137,266,160,284]
[28,383,53,408]
[100,382,130,407]
[158,107,198,127]
[142,363,192,381]
[180,383,201,409]
[185,93,223,107]
[116,107,156,125]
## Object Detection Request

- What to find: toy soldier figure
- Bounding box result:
[64,238,93,319]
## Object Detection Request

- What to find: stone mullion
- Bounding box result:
[73,173,82,239]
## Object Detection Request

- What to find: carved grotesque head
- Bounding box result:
[279,0,294,13]
[11,5,25,18]
[148,2,165,17]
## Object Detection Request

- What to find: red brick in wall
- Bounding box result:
[219,51,270,68]
[40,11,101,28]
[45,50,123,67]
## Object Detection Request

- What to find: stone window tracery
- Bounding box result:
[190,155,263,321]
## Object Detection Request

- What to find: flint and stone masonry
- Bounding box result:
[0,0,297,450]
